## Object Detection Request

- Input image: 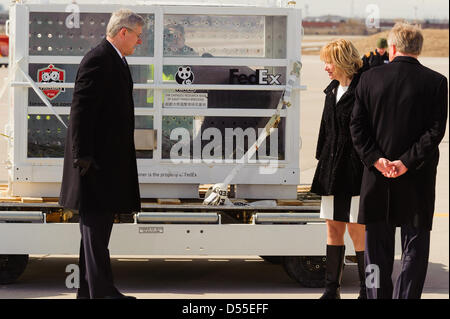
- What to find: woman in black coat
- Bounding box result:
[311,39,365,299]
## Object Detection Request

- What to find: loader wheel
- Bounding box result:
[0,255,29,284]
[282,256,326,288]
[260,256,282,264]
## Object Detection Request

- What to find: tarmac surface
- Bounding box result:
[0,55,448,299]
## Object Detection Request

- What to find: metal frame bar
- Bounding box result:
[0,211,45,223]
[136,212,220,224]
[254,212,321,223]
[12,81,304,91]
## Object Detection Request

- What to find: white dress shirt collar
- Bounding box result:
[107,39,124,59]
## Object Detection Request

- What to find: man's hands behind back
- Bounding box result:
[374,158,408,178]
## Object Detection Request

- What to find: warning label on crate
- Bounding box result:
[138,171,198,178]
[164,92,208,109]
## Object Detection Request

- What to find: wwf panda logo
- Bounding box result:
[41,71,61,82]
[175,66,194,85]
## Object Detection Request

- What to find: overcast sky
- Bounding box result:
[301,0,449,20]
[0,0,448,20]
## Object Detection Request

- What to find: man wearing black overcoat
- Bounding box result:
[350,22,448,299]
[59,9,145,299]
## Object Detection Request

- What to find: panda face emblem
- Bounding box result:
[50,71,60,81]
[41,72,51,82]
[175,66,194,85]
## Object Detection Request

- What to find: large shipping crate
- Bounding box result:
[6,2,303,200]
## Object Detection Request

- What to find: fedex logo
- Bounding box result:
[229,69,282,85]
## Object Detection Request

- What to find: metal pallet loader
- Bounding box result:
[1,198,340,287]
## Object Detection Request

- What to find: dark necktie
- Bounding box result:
[122,56,128,67]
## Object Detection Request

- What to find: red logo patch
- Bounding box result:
[37,64,66,100]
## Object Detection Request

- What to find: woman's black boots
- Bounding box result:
[320,245,345,299]
[356,250,367,299]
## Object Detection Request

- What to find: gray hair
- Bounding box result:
[106,9,145,38]
[387,22,423,56]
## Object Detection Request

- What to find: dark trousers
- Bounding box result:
[78,211,119,299]
[365,221,430,299]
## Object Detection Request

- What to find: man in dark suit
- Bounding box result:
[350,22,448,299]
[59,9,145,299]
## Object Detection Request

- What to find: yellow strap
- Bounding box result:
[0,133,12,139]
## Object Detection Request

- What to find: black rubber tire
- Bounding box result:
[0,255,29,284]
[260,256,282,264]
[282,256,326,288]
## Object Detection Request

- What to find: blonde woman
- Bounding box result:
[311,39,366,299]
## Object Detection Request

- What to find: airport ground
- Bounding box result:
[0,54,448,299]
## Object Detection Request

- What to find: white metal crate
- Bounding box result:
[7,3,304,199]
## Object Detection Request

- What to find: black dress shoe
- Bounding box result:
[103,294,136,299]
[320,287,341,299]
[76,288,90,299]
